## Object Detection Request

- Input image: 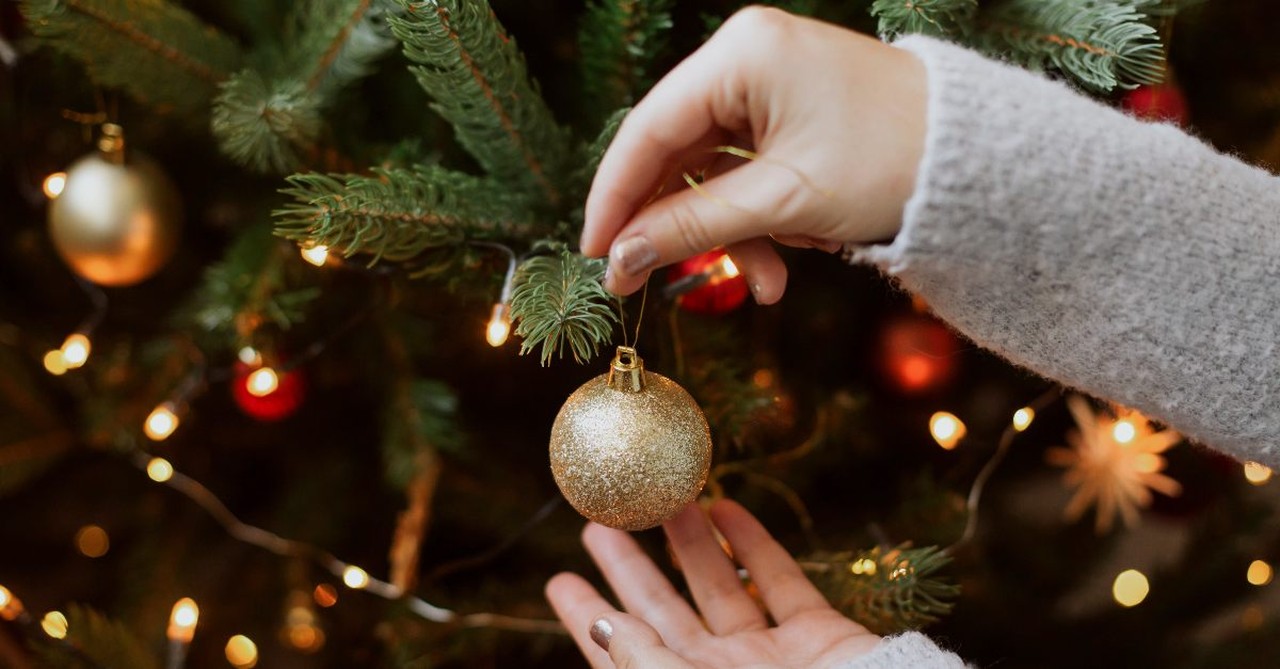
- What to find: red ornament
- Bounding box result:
[231,361,305,421]
[667,249,749,315]
[877,315,961,395]
[1122,83,1189,125]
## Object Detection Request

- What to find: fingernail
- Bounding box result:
[589,617,613,650]
[603,265,613,286]
[750,282,763,299]
[612,237,658,277]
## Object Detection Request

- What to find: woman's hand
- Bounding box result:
[581,6,927,303]
[546,500,880,668]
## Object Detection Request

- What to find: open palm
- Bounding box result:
[546,500,881,668]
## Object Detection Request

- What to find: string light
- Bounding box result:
[147,457,175,482]
[342,565,370,590]
[1012,407,1035,432]
[144,402,180,441]
[1247,560,1273,586]
[74,525,110,558]
[167,598,199,643]
[1112,419,1137,445]
[849,558,877,576]
[1112,569,1149,607]
[0,585,23,621]
[225,635,258,668]
[1244,461,1272,485]
[716,255,740,279]
[41,611,69,639]
[300,244,330,267]
[929,411,966,450]
[245,367,279,397]
[486,302,512,347]
[59,333,91,369]
[238,346,262,366]
[43,172,67,199]
[313,583,338,608]
[43,349,68,376]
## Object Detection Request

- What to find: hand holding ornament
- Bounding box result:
[581,7,927,303]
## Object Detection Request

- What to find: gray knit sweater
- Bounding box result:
[837,35,1280,668]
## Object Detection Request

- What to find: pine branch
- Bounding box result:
[871,0,977,39]
[390,0,571,205]
[975,0,1166,91]
[31,605,159,669]
[21,0,241,114]
[579,0,673,122]
[274,166,545,271]
[569,106,629,204]
[510,249,619,366]
[212,71,323,174]
[803,544,959,635]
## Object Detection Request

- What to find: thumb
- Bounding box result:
[590,613,695,669]
[605,160,806,296]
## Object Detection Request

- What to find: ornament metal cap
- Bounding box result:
[607,346,645,393]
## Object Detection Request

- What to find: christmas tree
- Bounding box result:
[2,0,1279,666]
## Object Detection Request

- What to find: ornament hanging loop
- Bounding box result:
[607,346,645,393]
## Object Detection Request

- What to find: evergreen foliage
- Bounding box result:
[20,0,242,115]
[510,248,619,365]
[211,71,324,174]
[804,544,959,635]
[274,167,545,266]
[578,0,673,123]
[871,0,978,39]
[383,377,461,490]
[389,0,572,206]
[32,605,159,669]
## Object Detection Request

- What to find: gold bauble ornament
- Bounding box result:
[550,346,712,531]
[48,124,181,286]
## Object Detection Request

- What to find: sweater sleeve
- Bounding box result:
[836,632,968,669]
[847,36,1280,463]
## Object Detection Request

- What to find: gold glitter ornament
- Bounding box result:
[550,346,712,531]
[48,124,181,286]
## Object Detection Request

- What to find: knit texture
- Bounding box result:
[850,36,1280,462]
[835,632,967,669]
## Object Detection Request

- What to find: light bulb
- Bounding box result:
[313,584,338,608]
[1112,569,1149,607]
[849,558,877,576]
[1244,461,1272,485]
[0,585,23,621]
[300,245,329,267]
[145,403,179,441]
[167,598,199,642]
[43,172,67,199]
[246,367,279,397]
[929,412,966,450]
[41,611,68,639]
[718,255,740,278]
[147,457,175,483]
[225,635,258,668]
[486,303,511,347]
[60,333,91,368]
[74,525,109,558]
[1012,407,1034,432]
[1112,420,1137,444]
[342,565,370,589]
[1248,560,1273,586]
[43,350,68,376]
[237,346,262,366]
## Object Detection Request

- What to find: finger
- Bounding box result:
[724,239,787,305]
[582,523,705,644]
[604,160,807,295]
[545,572,619,669]
[770,234,844,254]
[708,499,830,623]
[582,8,779,257]
[663,503,768,635]
[591,612,696,669]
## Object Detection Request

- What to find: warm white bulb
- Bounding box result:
[719,255,740,278]
[60,333,91,368]
[237,346,262,366]
[41,611,68,639]
[168,598,199,642]
[1112,420,1137,444]
[1012,407,1034,432]
[300,245,330,267]
[1113,569,1149,607]
[929,412,966,450]
[486,303,511,347]
[43,349,68,376]
[246,367,279,397]
[342,566,370,589]
[146,457,175,483]
[1244,461,1272,485]
[0,585,21,621]
[144,403,179,441]
[43,172,67,199]
[1248,560,1274,586]
[225,634,259,668]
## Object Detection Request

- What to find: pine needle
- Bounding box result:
[510,249,619,365]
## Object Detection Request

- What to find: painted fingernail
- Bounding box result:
[589,617,613,650]
[612,237,658,276]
